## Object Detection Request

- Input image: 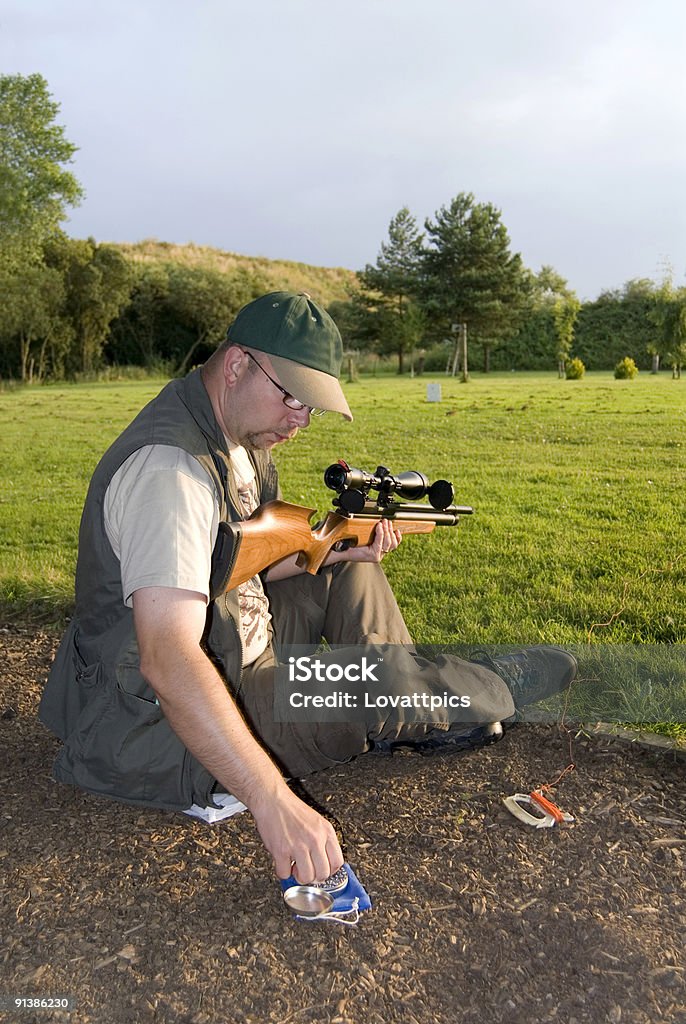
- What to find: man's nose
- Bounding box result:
[287,406,311,428]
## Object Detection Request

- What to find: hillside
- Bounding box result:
[113,239,358,306]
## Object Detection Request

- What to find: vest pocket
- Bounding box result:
[55,646,218,810]
[55,658,112,764]
[57,674,189,808]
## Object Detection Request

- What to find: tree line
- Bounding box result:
[349,205,686,378]
[0,234,269,382]
[1,73,684,383]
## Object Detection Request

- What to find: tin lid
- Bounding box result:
[283,885,335,918]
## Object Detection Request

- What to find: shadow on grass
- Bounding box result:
[0,580,73,629]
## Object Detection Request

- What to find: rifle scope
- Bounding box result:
[324,461,455,513]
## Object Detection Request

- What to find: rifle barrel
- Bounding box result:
[383,510,459,525]
[345,505,472,526]
[381,502,473,516]
[350,501,472,517]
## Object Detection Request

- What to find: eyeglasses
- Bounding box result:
[243,351,326,417]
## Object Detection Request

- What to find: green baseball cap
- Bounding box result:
[226,291,352,421]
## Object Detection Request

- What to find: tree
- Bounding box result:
[0,264,70,381]
[533,267,586,376]
[649,270,686,379]
[552,293,581,377]
[664,297,686,378]
[105,262,269,373]
[357,207,425,372]
[106,262,175,368]
[532,267,581,377]
[44,235,132,374]
[421,193,530,377]
[324,291,383,368]
[166,265,266,375]
[0,74,83,272]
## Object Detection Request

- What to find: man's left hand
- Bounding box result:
[332,517,402,564]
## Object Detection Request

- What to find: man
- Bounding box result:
[40,291,576,886]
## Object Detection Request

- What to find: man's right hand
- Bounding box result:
[251,784,344,884]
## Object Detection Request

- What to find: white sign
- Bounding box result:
[426,383,442,403]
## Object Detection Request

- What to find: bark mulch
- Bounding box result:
[1,625,685,1024]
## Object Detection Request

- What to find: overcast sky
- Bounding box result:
[3,0,685,300]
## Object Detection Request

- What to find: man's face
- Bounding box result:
[226,350,312,451]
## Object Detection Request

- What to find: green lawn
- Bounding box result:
[1,370,684,738]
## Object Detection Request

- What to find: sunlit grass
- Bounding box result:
[1,370,684,739]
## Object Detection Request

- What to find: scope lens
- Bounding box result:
[324,464,348,491]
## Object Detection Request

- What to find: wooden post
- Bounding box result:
[460,322,469,383]
[451,339,460,377]
[449,323,461,376]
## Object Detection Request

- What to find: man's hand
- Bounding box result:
[133,586,343,882]
[265,517,401,582]
[251,785,343,883]
[337,516,402,564]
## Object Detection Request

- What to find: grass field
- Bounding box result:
[1,370,684,737]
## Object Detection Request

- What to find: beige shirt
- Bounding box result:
[228,445,271,664]
[104,444,270,666]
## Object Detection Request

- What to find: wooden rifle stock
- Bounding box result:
[223,498,471,593]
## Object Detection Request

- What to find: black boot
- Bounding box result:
[471,645,578,719]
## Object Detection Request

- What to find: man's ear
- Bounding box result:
[223,345,246,387]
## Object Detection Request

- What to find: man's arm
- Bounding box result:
[132,586,343,883]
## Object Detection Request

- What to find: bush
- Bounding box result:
[614,356,639,380]
[420,343,452,373]
[565,357,585,380]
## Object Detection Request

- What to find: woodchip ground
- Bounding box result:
[2,626,685,1024]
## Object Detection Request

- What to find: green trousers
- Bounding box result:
[231,562,515,778]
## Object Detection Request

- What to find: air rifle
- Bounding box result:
[212,461,473,595]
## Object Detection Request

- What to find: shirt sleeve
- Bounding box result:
[104,445,220,607]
